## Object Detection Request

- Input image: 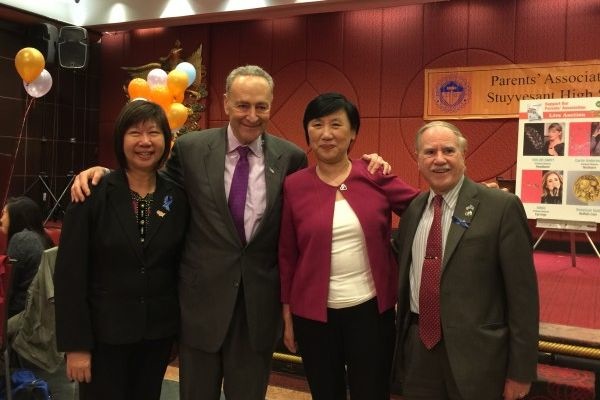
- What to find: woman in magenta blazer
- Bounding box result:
[279,93,419,400]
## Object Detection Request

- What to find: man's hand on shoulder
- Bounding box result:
[481,181,509,192]
[70,166,109,202]
[361,153,392,175]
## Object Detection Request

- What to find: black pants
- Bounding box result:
[79,337,173,400]
[293,298,395,400]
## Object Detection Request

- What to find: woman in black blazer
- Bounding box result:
[54,100,189,400]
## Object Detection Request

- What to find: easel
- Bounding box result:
[533,219,600,267]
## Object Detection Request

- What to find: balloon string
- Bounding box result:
[3,96,35,207]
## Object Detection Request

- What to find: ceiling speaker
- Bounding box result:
[28,23,58,65]
[58,26,88,69]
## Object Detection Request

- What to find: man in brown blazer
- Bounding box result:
[393,121,539,400]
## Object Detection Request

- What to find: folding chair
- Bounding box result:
[0,255,14,400]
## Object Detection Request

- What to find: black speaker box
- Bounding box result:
[27,23,58,65]
[58,26,88,69]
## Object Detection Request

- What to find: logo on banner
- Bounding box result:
[434,77,470,113]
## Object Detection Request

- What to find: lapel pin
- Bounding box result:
[465,204,474,217]
[162,195,173,211]
[156,210,166,218]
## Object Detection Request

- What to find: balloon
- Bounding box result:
[149,85,172,111]
[147,68,167,88]
[175,62,196,87]
[167,103,189,130]
[128,78,150,99]
[23,69,52,98]
[167,69,188,98]
[173,90,184,104]
[15,47,45,83]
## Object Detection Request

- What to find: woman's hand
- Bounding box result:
[282,304,297,353]
[66,351,92,383]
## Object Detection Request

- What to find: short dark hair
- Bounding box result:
[5,196,53,248]
[302,92,360,145]
[113,100,172,170]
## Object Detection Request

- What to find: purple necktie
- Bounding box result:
[229,146,250,244]
[419,194,443,349]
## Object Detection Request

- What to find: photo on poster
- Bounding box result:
[540,170,564,204]
[520,170,564,205]
[522,123,545,156]
[543,122,565,157]
[593,122,600,156]
[566,171,600,206]
[568,121,600,156]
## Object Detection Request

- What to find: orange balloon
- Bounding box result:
[149,85,172,112]
[172,90,184,103]
[15,47,45,83]
[128,78,150,99]
[167,69,189,96]
[167,103,189,130]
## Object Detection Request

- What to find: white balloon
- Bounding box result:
[147,68,167,88]
[23,68,52,98]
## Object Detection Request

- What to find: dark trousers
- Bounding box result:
[179,285,274,400]
[401,319,464,400]
[293,297,395,400]
[79,337,173,400]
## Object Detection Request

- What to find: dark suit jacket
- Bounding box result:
[164,127,307,352]
[393,178,539,400]
[55,170,189,351]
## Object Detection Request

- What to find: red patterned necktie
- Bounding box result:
[419,194,443,349]
[228,146,250,244]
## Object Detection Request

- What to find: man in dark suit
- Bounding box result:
[166,66,307,399]
[393,121,539,400]
[71,65,389,399]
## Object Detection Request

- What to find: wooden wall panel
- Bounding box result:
[272,17,307,73]
[380,5,423,118]
[467,0,517,62]
[90,0,600,245]
[343,9,382,119]
[514,0,567,63]
[422,1,469,66]
[565,0,600,60]
[306,13,345,70]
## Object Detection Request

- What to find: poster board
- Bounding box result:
[515,97,600,222]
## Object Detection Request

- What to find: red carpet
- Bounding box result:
[535,251,600,329]
[533,251,599,400]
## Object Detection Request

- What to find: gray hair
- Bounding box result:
[225,65,274,95]
[415,120,468,153]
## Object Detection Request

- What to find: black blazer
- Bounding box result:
[55,170,189,351]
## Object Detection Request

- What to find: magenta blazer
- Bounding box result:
[279,159,419,322]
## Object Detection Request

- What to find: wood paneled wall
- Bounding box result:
[97,0,600,247]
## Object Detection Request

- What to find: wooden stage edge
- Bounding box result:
[539,322,600,400]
